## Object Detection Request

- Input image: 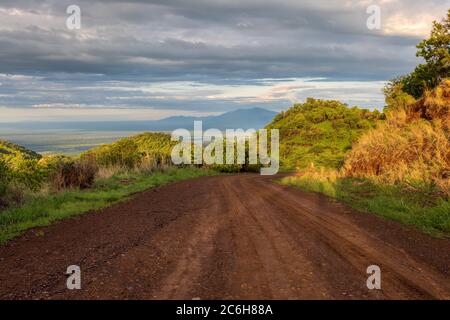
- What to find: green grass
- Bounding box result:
[0,167,215,243]
[280,175,450,237]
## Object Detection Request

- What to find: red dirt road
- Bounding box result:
[0,174,449,300]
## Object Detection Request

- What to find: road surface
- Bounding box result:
[0,174,449,299]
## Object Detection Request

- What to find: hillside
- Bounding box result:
[266,98,383,169]
[82,132,176,168]
[0,139,41,163]
[281,82,450,235]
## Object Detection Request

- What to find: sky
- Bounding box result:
[0,0,448,122]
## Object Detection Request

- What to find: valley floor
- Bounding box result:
[0,174,449,299]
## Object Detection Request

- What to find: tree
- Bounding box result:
[401,9,450,98]
[383,76,416,112]
[416,10,450,74]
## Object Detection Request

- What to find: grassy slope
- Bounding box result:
[281,175,450,237]
[266,98,383,170]
[0,167,214,243]
[0,139,41,162]
[83,132,176,166]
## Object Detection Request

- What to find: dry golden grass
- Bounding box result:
[421,79,450,128]
[96,154,172,180]
[343,79,450,194]
[51,158,98,190]
[136,154,171,173]
[96,164,127,180]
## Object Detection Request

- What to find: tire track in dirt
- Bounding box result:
[220,177,330,299]
[238,176,450,299]
[250,178,450,299]
[0,174,449,300]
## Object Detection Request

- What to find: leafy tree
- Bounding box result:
[401,10,450,98]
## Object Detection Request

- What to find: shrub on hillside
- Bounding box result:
[0,160,11,207]
[418,79,450,126]
[9,157,45,191]
[344,79,450,194]
[89,139,141,169]
[383,78,417,112]
[50,157,98,190]
[84,132,175,170]
[38,155,72,175]
[0,159,28,208]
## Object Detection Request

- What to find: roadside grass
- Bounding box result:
[0,167,215,243]
[280,175,450,237]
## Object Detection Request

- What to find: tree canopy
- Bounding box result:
[396,10,450,99]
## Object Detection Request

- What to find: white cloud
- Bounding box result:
[0,106,219,122]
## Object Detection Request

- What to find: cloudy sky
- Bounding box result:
[0,0,448,122]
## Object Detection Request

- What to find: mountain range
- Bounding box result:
[0,108,277,132]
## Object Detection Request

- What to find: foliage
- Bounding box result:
[84,132,175,169]
[0,160,11,206]
[419,78,450,125]
[50,157,98,190]
[383,77,417,112]
[9,157,45,191]
[345,79,450,194]
[0,140,45,198]
[0,140,41,163]
[391,10,450,99]
[266,98,384,170]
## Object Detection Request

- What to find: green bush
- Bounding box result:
[266,98,384,170]
[0,160,11,205]
[93,139,141,168]
[211,164,242,173]
[10,158,44,191]
[0,159,27,208]
[84,132,176,169]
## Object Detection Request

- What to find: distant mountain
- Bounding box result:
[0,108,277,132]
[154,107,277,130]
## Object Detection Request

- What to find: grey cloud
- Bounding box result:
[0,0,448,116]
[1,0,443,79]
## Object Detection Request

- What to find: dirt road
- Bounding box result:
[0,174,449,300]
